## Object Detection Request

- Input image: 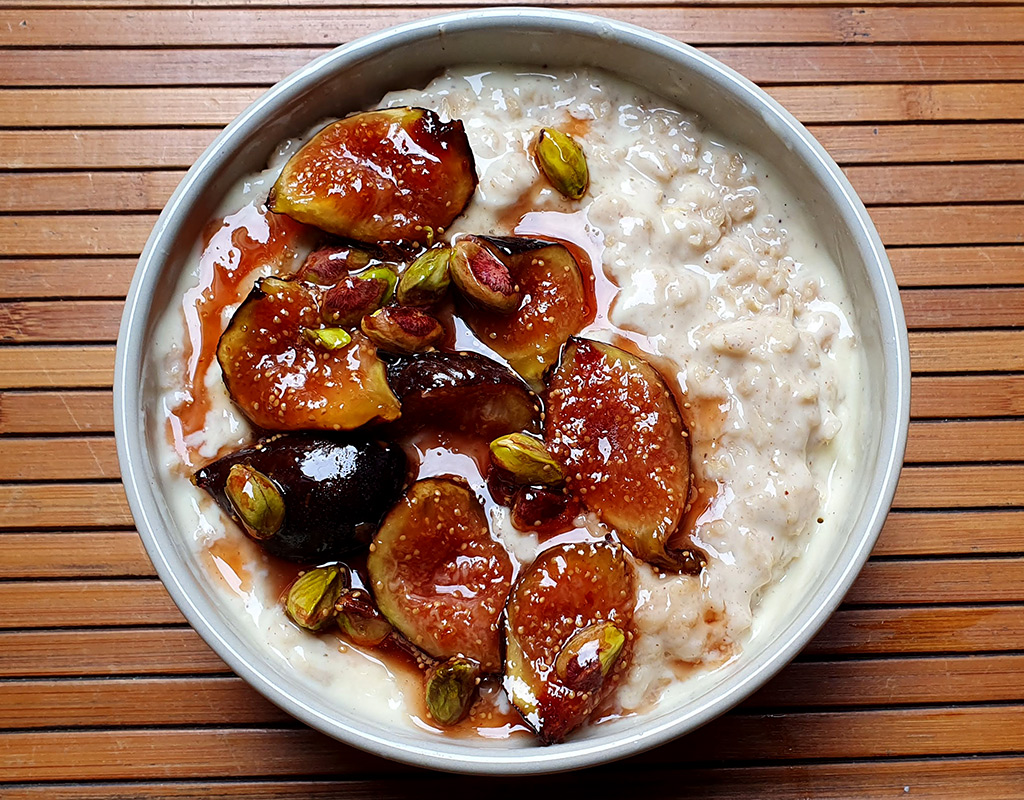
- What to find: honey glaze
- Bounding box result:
[168,201,311,467]
[170,198,722,742]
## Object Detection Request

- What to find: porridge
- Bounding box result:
[152,67,864,743]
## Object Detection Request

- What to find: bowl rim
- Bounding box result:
[115,6,910,775]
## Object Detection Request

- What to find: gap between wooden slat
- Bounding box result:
[0,761,1023,800]
[2,557,1020,631]
[3,45,1024,88]
[1,602,1020,682]
[2,652,1023,731]
[2,288,1021,346]
[2,165,1023,214]
[1,206,1019,258]
[4,124,1023,171]
[5,84,1024,127]
[2,247,1021,302]
[4,706,1024,781]
[2,416,1024,483]
[2,508,1022,580]
[5,7,1024,48]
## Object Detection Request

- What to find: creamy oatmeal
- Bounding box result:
[152,66,864,741]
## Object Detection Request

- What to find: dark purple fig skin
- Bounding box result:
[385,350,542,438]
[193,433,407,563]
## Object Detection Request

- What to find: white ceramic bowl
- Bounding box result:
[115,8,909,775]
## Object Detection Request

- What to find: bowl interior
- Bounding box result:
[117,9,908,774]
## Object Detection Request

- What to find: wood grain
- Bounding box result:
[0,531,154,578]
[5,124,1024,170]
[4,164,1024,214]
[905,420,1024,463]
[3,508,1022,582]
[848,558,1024,605]
[0,628,229,677]
[5,706,1024,780]
[909,331,1024,373]
[894,466,1024,508]
[6,84,1024,127]
[0,482,131,527]
[4,44,1024,88]
[875,511,1024,556]
[0,259,137,300]
[0,390,113,433]
[1,288,1020,347]
[0,761,1022,800]
[901,289,1024,330]
[0,346,114,389]
[5,7,1024,48]
[890,246,1024,288]
[3,206,1019,260]
[911,374,1024,418]
[0,579,184,629]
[3,653,1023,732]
[808,605,1024,655]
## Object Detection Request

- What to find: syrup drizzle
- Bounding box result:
[169,201,723,741]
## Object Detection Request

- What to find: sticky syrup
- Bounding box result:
[168,202,723,741]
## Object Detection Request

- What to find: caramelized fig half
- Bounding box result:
[270,108,477,245]
[367,477,514,672]
[386,350,541,438]
[457,236,588,385]
[193,433,407,563]
[504,540,635,744]
[546,338,704,574]
[217,277,400,431]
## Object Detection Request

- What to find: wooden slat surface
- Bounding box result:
[1,1,1022,796]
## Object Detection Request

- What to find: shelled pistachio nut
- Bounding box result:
[535,127,589,200]
[425,656,481,726]
[224,463,286,540]
[489,432,564,485]
[285,565,348,632]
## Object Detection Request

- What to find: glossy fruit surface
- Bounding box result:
[546,338,703,573]
[504,540,635,743]
[385,350,541,438]
[193,433,407,562]
[367,477,514,672]
[270,108,477,245]
[217,277,400,431]
[458,236,587,384]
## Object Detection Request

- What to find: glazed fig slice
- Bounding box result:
[386,350,541,438]
[457,236,588,385]
[193,433,407,563]
[217,277,401,431]
[270,107,477,246]
[504,540,635,744]
[367,477,514,672]
[546,338,704,574]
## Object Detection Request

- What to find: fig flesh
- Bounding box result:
[385,350,541,438]
[504,540,635,743]
[217,277,400,431]
[546,338,704,574]
[367,477,514,672]
[270,108,477,246]
[457,236,588,385]
[193,433,408,563]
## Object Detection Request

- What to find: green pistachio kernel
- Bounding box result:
[535,127,589,200]
[301,327,352,351]
[224,463,285,540]
[397,245,452,306]
[425,656,481,726]
[285,565,348,632]
[489,432,564,486]
[554,622,625,692]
